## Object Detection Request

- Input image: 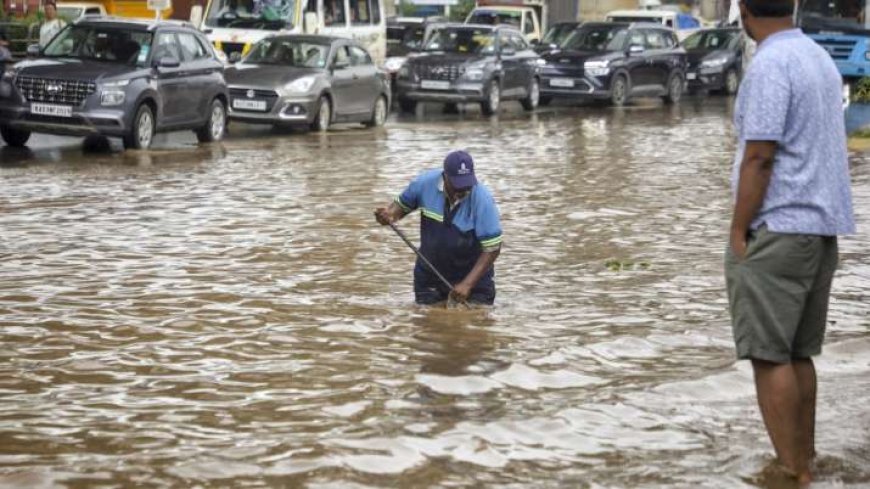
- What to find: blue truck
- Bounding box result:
[798,0,870,80]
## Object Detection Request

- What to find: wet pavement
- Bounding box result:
[0,98,868,488]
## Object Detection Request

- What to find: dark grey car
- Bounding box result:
[0,17,228,150]
[224,35,391,131]
[394,24,542,115]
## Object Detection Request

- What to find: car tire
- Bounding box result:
[311,96,331,132]
[520,77,540,111]
[364,95,388,128]
[539,96,552,106]
[723,69,740,96]
[663,74,684,105]
[481,80,500,116]
[0,125,31,148]
[123,103,155,150]
[398,97,417,114]
[610,75,629,107]
[196,98,227,143]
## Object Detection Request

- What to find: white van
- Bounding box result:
[465,0,547,43]
[200,0,387,64]
[606,9,702,41]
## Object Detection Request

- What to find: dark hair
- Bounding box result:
[742,0,795,17]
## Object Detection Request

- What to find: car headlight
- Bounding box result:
[99,80,129,106]
[398,65,411,79]
[384,57,406,73]
[1,68,15,81]
[464,68,485,81]
[584,60,610,77]
[284,76,316,94]
[700,57,729,69]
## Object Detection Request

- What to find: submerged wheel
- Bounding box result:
[724,69,740,96]
[365,95,388,127]
[196,98,227,143]
[610,75,629,107]
[481,80,500,116]
[123,103,155,150]
[664,74,684,105]
[520,78,540,111]
[311,96,331,132]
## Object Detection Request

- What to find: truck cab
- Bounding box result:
[465,0,547,43]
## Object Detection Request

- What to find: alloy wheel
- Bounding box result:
[210,103,226,140]
[726,70,739,95]
[489,83,500,112]
[138,110,154,148]
[374,97,387,126]
[319,99,330,130]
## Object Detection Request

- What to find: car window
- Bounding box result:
[324,0,346,26]
[333,45,350,66]
[349,0,369,25]
[628,30,645,48]
[371,0,381,24]
[43,25,153,66]
[644,30,667,49]
[178,32,209,61]
[86,7,101,14]
[153,32,183,61]
[348,45,371,65]
[523,12,534,35]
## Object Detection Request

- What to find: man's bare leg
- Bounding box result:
[752,359,813,483]
[793,358,817,462]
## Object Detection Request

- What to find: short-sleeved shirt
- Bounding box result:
[732,29,855,236]
[396,169,502,284]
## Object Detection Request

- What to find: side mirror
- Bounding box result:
[228,51,242,64]
[628,44,645,55]
[303,11,319,34]
[27,44,41,58]
[155,55,181,68]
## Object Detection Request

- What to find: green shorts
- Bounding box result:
[725,226,839,364]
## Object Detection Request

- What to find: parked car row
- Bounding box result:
[0,15,743,151]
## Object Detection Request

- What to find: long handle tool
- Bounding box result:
[387,222,468,308]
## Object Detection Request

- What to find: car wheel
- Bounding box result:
[610,75,629,107]
[0,125,31,147]
[398,97,417,114]
[365,95,388,128]
[724,69,740,96]
[664,74,684,104]
[196,98,227,143]
[310,96,331,132]
[520,77,540,111]
[481,80,500,116]
[123,103,155,150]
[539,96,552,106]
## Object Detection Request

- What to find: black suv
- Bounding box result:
[394,23,542,115]
[0,17,228,149]
[539,22,687,106]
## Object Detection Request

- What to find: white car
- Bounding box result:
[56,2,107,20]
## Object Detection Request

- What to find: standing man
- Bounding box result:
[374,150,503,305]
[726,0,855,484]
[39,0,67,49]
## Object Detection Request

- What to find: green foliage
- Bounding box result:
[852,77,870,104]
[605,259,651,272]
[449,0,475,21]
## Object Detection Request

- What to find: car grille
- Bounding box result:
[229,87,280,112]
[15,76,96,106]
[414,64,466,81]
[812,37,856,61]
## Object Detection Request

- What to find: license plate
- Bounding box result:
[549,78,574,88]
[687,72,698,81]
[421,80,450,90]
[233,99,267,111]
[31,103,72,117]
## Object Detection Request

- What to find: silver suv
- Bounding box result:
[0,17,228,149]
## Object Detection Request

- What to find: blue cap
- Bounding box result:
[443,150,477,190]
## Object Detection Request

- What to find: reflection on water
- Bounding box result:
[0,100,868,488]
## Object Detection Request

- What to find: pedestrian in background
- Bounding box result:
[39,0,67,48]
[725,0,855,484]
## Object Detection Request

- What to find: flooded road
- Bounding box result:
[1,99,868,488]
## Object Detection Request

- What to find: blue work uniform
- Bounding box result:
[395,169,503,304]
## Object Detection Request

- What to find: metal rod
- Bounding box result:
[387,222,469,308]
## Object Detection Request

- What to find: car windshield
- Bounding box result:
[467,10,521,29]
[204,0,297,29]
[387,24,426,53]
[609,15,664,24]
[799,0,868,29]
[541,23,575,45]
[561,25,629,52]
[244,38,330,67]
[682,30,738,50]
[56,6,83,20]
[43,25,153,66]
[423,27,496,54]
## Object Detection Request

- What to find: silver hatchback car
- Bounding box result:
[225,35,390,131]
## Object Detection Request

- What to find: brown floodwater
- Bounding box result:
[0,99,868,488]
